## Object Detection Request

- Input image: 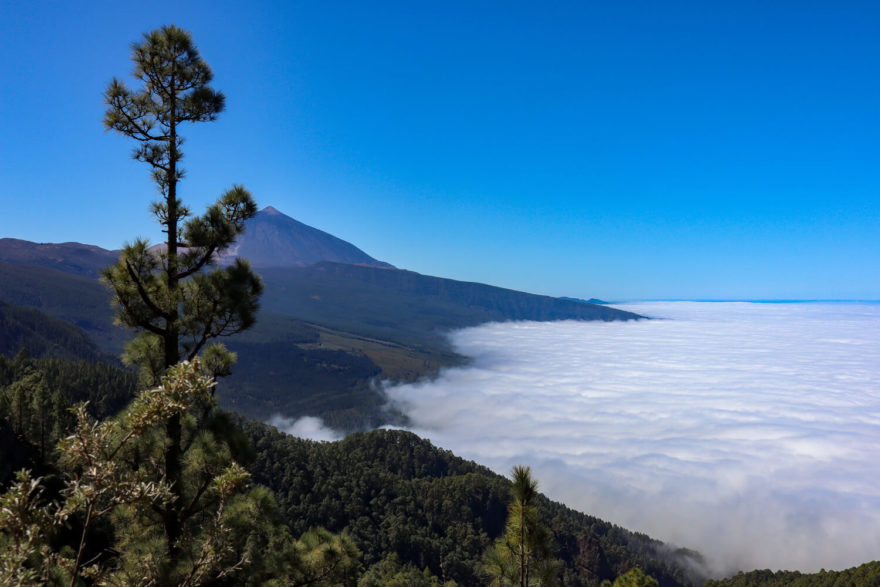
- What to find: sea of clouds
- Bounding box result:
[377,302,880,576]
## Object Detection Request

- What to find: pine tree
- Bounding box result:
[102,23,262,382]
[101,24,263,557]
[484,466,559,586]
[607,567,660,587]
[0,360,364,585]
[26,375,51,463]
[1,25,366,586]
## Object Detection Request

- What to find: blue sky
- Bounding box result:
[1,1,877,300]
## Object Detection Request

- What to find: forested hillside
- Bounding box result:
[244,423,705,586]
[0,300,108,362]
[0,351,137,483]
[259,262,640,350]
[0,262,127,353]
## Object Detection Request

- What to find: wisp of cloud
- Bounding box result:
[383,302,880,576]
[267,414,344,442]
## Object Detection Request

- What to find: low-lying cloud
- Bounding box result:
[267,414,344,442]
[383,302,880,576]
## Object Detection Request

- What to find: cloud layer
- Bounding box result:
[383,302,880,576]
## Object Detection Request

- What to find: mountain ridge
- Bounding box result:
[0,238,119,278]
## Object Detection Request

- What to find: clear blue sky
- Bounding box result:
[1,1,877,300]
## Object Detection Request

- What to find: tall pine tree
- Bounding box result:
[1,25,362,586]
[102,24,262,558]
[484,466,559,586]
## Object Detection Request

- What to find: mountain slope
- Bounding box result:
[0,300,107,361]
[218,206,394,268]
[0,224,638,358]
[0,262,127,353]
[245,424,706,586]
[259,261,640,349]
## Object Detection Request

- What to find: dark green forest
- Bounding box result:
[0,300,107,362]
[244,424,704,586]
[704,564,880,587]
[0,350,137,481]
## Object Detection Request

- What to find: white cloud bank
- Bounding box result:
[383,302,880,576]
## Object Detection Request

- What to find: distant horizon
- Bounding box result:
[614,298,880,304]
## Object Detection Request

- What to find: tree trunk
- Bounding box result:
[163,83,184,555]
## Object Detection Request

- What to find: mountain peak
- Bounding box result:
[218,206,394,269]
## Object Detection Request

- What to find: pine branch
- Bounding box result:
[176,245,217,280]
[125,259,172,322]
[179,475,213,522]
